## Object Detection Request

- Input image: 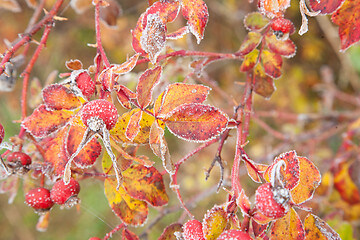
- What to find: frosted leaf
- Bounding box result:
[299,0,320,35]
[140,13,166,64]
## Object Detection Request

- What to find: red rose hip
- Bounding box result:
[255,182,290,219]
[7,152,32,166]
[271,18,294,38]
[25,187,54,212]
[183,219,205,240]
[217,229,253,240]
[81,99,118,131]
[51,178,80,207]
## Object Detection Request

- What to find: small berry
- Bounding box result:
[25,187,54,212]
[0,123,4,144]
[255,182,290,219]
[51,178,80,206]
[76,71,95,99]
[81,99,118,131]
[217,229,253,240]
[7,152,32,166]
[271,18,294,38]
[183,219,205,240]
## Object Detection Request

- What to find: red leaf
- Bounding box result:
[122,164,169,206]
[144,0,180,26]
[164,103,228,142]
[132,13,147,55]
[125,110,142,142]
[236,189,251,216]
[112,53,140,75]
[66,124,102,168]
[22,104,73,138]
[42,84,81,110]
[270,208,305,240]
[309,0,344,14]
[166,26,189,40]
[116,85,136,109]
[136,66,162,109]
[331,0,360,51]
[260,50,283,78]
[140,13,167,64]
[181,0,209,44]
[266,34,296,58]
[154,83,210,118]
[122,229,139,240]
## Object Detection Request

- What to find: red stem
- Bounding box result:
[231,125,244,198]
[103,223,125,240]
[0,0,64,75]
[95,2,110,68]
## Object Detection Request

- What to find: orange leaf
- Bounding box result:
[266,34,296,58]
[112,53,140,75]
[270,208,305,240]
[66,124,101,168]
[238,32,262,56]
[116,85,136,109]
[290,157,321,205]
[304,214,341,240]
[125,110,142,142]
[136,66,162,109]
[264,151,300,190]
[40,127,68,177]
[331,0,360,51]
[164,103,228,142]
[22,104,73,138]
[149,121,174,174]
[159,223,183,240]
[65,59,83,70]
[154,83,210,118]
[132,13,147,55]
[260,50,283,78]
[104,178,148,226]
[122,164,168,206]
[236,189,251,215]
[244,12,270,31]
[42,84,81,110]
[243,156,268,183]
[202,206,228,240]
[181,0,209,44]
[253,64,276,99]
[333,160,360,204]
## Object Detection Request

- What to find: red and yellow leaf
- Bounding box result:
[149,121,174,174]
[111,109,160,144]
[304,214,341,240]
[104,178,148,226]
[22,104,73,138]
[40,127,68,177]
[331,0,360,51]
[244,12,270,31]
[112,53,140,75]
[42,84,81,110]
[243,156,268,183]
[132,13,147,55]
[252,210,273,224]
[238,32,262,56]
[122,164,168,206]
[116,85,136,109]
[202,206,228,240]
[164,103,228,142]
[266,34,296,58]
[333,160,360,204]
[154,83,210,118]
[136,66,162,109]
[264,151,300,190]
[159,223,183,240]
[66,124,101,168]
[270,208,305,240]
[253,64,276,98]
[290,157,321,205]
[239,49,259,72]
[260,50,283,78]
[144,0,180,25]
[252,221,268,238]
[181,0,209,44]
[125,110,142,142]
[309,0,344,14]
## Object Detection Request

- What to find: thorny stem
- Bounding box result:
[0,0,64,75]
[103,223,125,240]
[95,2,110,68]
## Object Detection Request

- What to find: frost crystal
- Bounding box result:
[140,13,166,64]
